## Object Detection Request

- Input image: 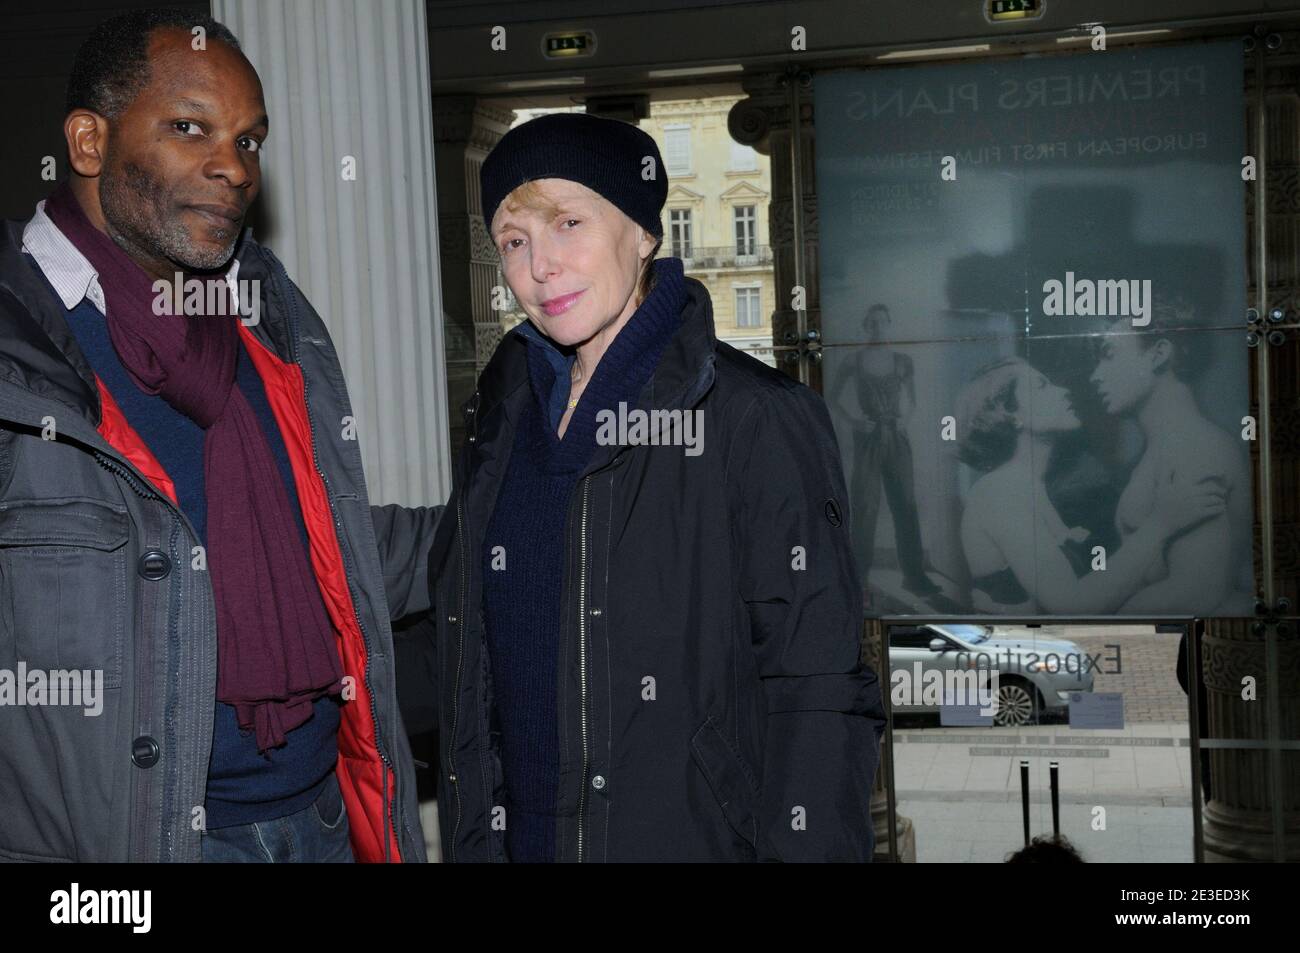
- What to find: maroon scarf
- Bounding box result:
[45,183,342,754]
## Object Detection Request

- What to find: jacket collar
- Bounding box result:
[471,260,719,435]
[0,216,100,420]
[0,210,293,426]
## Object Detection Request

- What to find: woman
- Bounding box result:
[955,356,1224,614]
[420,112,885,862]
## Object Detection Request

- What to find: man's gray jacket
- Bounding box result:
[0,217,439,862]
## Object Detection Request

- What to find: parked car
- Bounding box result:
[887,623,1096,726]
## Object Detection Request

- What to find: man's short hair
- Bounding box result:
[65,8,242,119]
[1100,296,1214,384]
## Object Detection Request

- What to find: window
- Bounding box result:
[729,139,758,172]
[735,286,761,327]
[664,126,692,176]
[670,209,692,259]
[889,628,937,650]
[734,205,756,257]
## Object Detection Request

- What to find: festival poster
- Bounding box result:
[815,41,1253,618]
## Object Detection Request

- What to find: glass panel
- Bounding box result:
[815,41,1253,618]
[890,622,1200,862]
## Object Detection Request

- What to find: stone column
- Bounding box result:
[1201,54,1300,862]
[731,72,818,387]
[429,96,516,455]
[213,0,451,507]
[1200,620,1300,861]
[864,619,917,861]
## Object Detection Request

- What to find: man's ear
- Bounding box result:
[64,110,108,177]
[1149,337,1174,375]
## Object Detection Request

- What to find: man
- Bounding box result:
[829,303,955,612]
[0,9,438,862]
[1088,304,1251,615]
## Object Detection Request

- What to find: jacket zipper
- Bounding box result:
[446,488,467,862]
[446,391,478,862]
[92,450,164,504]
[89,446,205,546]
[576,474,592,862]
[572,450,634,862]
[273,255,397,860]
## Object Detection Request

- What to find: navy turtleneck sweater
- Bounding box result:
[482,257,687,862]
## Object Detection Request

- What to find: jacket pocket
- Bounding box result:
[689,716,762,856]
[0,844,76,863]
[312,773,349,830]
[0,498,130,688]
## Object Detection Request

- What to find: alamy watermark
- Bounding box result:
[890,663,1000,716]
[595,402,704,456]
[1042,271,1151,327]
[151,271,260,326]
[0,664,104,716]
[50,883,150,933]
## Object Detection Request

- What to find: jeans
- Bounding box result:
[200,771,355,862]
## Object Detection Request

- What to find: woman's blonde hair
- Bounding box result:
[500,179,662,306]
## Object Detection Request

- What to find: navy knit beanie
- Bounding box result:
[480,112,668,240]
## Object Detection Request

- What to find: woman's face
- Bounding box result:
[491,178,656,348]
[1019,365,1080,433]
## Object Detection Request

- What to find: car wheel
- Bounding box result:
[993,681,1038,727]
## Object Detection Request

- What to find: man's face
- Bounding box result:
[97,28,267,274]
[865,308,890,341]
[1090,331,1156,415]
